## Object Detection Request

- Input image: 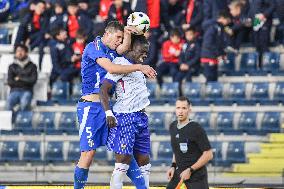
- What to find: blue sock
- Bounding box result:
[126,158,147,189]
[74,166,89,189]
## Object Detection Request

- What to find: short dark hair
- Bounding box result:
[105,21,124,33]
[14,44,28,53]
[76,28,87,39]
[37,0,46,5]
[131,35,149,50]
[218,10,231,19]
[67,0,78,6]
[52,27,65,38]
[170,28,181,38]
[177,96,191,106]
[185,26,196,33]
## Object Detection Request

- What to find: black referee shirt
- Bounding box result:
[169,120,211,182]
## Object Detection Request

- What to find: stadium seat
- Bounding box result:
[0,28,9,44]
[0,141,19,161]
[210,141,223,166]
[95,146,108,161]
[226,141,246,164]
[71,82,81,101]
[14,111,33,129]
[238,112,257,133]
[274,82,284,103]
[240,52,259,71]
[216,112,234,132]
[148,112,166,134]
[156,141,172,165]
[251,82,269,100]
[160,82,179,103]
[146,82,157,99]
[58,112,77,132]
[23,141,41,161]
[227,83,246,101]
[204,82,223,100]
[183,82,202,99]
[192,112,211,130]
[262,52,280,72]
[45,141,64,162]
[36,112,55,130]
[67,141,80,161]
[218,52,235,73]
[51,81,70,102]
[261,112,280,133]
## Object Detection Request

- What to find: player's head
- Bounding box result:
[129,35,149,64]
[103,21,124,50]
[175,96,191,122]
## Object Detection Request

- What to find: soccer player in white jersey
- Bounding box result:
[100,35,151,189]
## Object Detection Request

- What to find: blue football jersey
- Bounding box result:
[80,36,119,96]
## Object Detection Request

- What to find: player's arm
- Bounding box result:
[116,26,134,55]
[190,149,213,171]
[97,57,156,78]
[100,79,117,128]
[167,154,176,180]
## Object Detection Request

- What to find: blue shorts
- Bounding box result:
[107,112,150,155]
[77,102,108,151]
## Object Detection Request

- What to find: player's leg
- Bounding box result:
[74,102,108,189]
[127,156,146,189]
[134,154,151,188]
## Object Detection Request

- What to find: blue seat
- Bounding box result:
[95,146,108,161]
[156,141,172,165]
[262,52,280,72]
[251,82,269,100]
[183,82,202,99]
[146,82,157,99]
[240,52,259,71]
[238,112,257,133]
[0,141,19,161]
[148,112,166,134]
[58,112,77,132]
[67,141,80,161]
[216,112,234,132]
[192,112,211,129]
[204,82,223,100]
[219,52,235,73]
[261,112,280,133]
[210,141,223,166]
[0,28,9,44]
[45,141,64,162]
[274,82,284,102]
[227,83,246,101]
[23,141,41,161]
[226,141,246,163]
[37,112,55,130]
[51,81,70,102]
[15,111,33,129]
[160,82,179,103]
[71,82,81,101]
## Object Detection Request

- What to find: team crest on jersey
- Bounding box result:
[179,143,188,153]
[88,139,94,147]
[121,144,127,149]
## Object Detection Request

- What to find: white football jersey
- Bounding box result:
[104,57,150,113]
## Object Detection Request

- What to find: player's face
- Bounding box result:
[134,44,149,63]
[175,100,191,122]
[106,31,124,50]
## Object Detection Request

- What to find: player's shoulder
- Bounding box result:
[113,56,132,66]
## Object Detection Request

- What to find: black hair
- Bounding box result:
[218,10,232,19]
[131,35,149,50]
[36,0,46,5]
[170,28,181,38]
[52,27,66,38]
[185,26,196,33]
[105,21,124,33]
[76,28,88,38]
[177,96,191,106]
[14,44,29,53]
[67,0,78,6]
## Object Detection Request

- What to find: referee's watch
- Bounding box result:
[189,167,195,173]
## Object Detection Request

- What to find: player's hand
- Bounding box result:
[167,167,175,180]
[140,65,157,79]
[106,116,117,128]
[124,26,140,35]
[180,168,191,181]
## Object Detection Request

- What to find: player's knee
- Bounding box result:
[79,150,96,164]
[115,154,132,164]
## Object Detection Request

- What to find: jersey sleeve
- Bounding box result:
[86,42,108,62]
[194,124,211,152]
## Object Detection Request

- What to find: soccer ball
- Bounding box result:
[127,12,150,35]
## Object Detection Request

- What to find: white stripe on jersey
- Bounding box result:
[104,57,150,113]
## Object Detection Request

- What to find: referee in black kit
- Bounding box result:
[166,96,213,189]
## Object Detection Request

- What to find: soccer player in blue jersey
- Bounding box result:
[100,35,152,189]
[74,21,156,189]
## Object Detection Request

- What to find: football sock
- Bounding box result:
[74,166,89,189]
[140,163,151,188]
[110,163,129,189]
[127,159,147,189]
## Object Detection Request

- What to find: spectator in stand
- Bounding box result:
[130,0,147,13]
[6,44,38,122]
[176,27,201,95]
[143,30,159,69]
[49,27,79,88]
[78,0,98,19]
[15,0,48,50]
[180,0,203,33]
[48,0,67,32]
[201,11,231,82]
[157,29,184,87]
[106,0,132,25]
[249,0,275,66]
[275,0,284,46]
[71,29,88,78]
[98,0,113,22]
[160,0,183,32]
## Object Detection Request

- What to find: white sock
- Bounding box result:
[110,163,129,189]
[140,163,151,188]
